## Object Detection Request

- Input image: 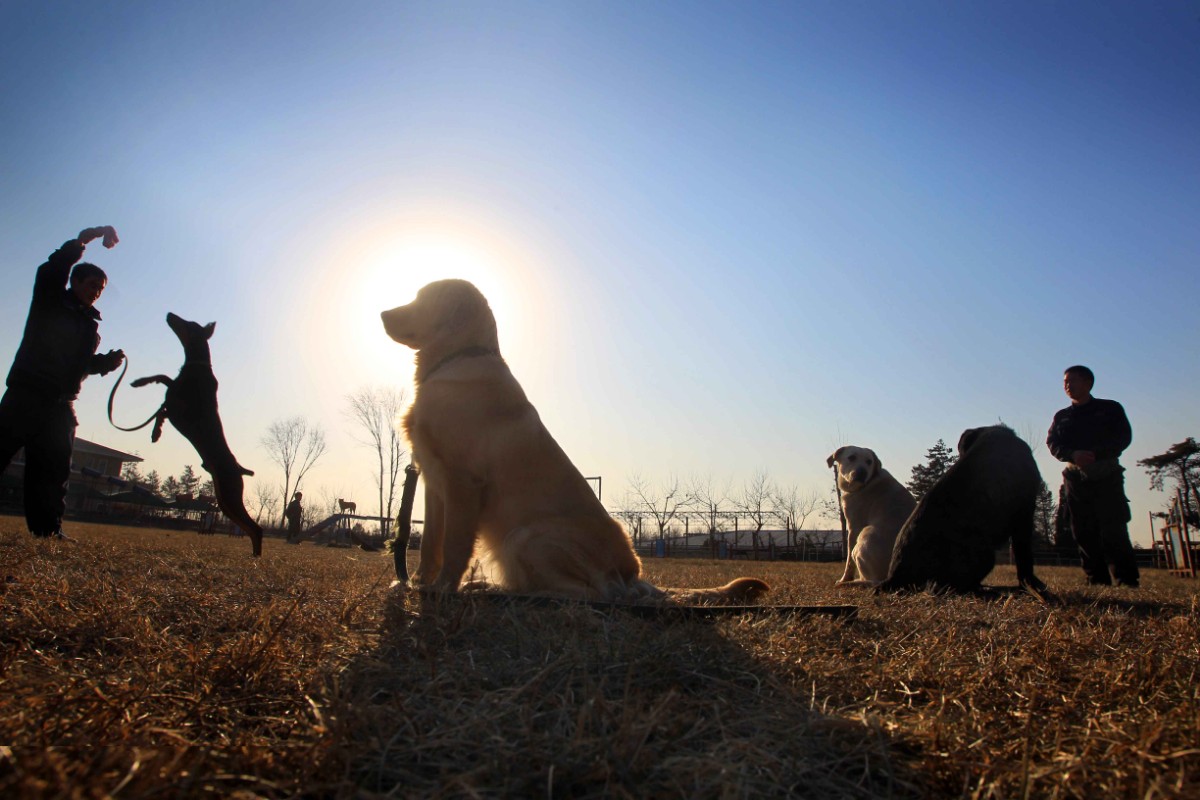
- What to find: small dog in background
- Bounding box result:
[132,313,264,557]
[828,446,916,586]
[338,499,357,514]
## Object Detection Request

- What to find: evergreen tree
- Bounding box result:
[907,439,957,502]
[145,470,162,496]
[121,462,144,486]
[179,465,201,496]
[1053,483,1073,550]
[1137,437,1200,522]
[1032,479,1056,548]
[162,475,182,499]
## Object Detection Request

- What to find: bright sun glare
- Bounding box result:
[335,231,521,377]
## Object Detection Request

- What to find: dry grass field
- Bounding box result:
[1,517,1197,799]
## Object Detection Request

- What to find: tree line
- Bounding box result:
[120,462,214,501]
[616,472,831,554]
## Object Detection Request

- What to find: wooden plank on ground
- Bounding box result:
[411,590,859,620]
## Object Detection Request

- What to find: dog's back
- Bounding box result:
[166,365,247,474]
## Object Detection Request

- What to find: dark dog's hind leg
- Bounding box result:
[212,471,264,557]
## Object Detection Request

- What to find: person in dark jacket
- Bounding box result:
[0,226,125,539]
[1047,365,1139,587]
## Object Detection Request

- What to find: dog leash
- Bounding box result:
[106,358,160,433]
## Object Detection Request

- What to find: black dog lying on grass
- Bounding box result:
[879,425,1053,602]
[132,313,264,557]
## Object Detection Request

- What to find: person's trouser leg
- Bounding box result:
[0,388,41,474]
[1095,476,1139,586]
[0,387,54,522]
[1064,478,1111,584]
[23,400,76,535]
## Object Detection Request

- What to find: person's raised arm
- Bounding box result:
[33,226,118,302]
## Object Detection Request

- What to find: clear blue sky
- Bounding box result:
[2,2,1197,543]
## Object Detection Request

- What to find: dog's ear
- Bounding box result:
[203,322,216,339]
[874,454,883,471]
[957,427,983,455]
[826,447,846,468]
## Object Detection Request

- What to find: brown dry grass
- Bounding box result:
[1,517,1197,798]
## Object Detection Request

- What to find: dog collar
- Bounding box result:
[420,346,498,383]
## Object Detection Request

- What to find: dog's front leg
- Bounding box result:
[1008,513,1050,600]
[836,527,859,584]
[130,374,173,388]
[429,481,483,593]
[412,484,444,587]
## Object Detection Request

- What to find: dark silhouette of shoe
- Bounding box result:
[32,529,75,542]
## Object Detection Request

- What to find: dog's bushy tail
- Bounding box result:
[665,577,770,605]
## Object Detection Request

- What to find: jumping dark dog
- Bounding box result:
[132,313,264,556]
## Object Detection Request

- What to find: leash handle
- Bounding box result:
[107,357,159,433]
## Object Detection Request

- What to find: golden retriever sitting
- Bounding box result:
[381,279,768,604]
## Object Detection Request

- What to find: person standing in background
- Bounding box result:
[1047,365,1140,587]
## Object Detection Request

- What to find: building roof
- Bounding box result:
[74,436,143,463]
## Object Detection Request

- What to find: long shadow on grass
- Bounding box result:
[325,589,921,799]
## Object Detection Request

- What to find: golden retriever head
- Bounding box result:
[381,279,500,358]
[826,446,882,494]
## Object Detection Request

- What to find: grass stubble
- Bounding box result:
[0,518,1196,798]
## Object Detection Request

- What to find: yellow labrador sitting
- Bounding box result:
[827,446,916,587]
[381,279,768,603]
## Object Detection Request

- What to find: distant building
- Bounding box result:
[0,436,143,513]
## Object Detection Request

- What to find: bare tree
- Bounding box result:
[688,473,732,540]
[612,502,645,545]
[626,473,693,540]
[772,484,822,549]
[251,481,279,526]
[734,469,775,557]
[260,416,329,527]
[344,386,409,537]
